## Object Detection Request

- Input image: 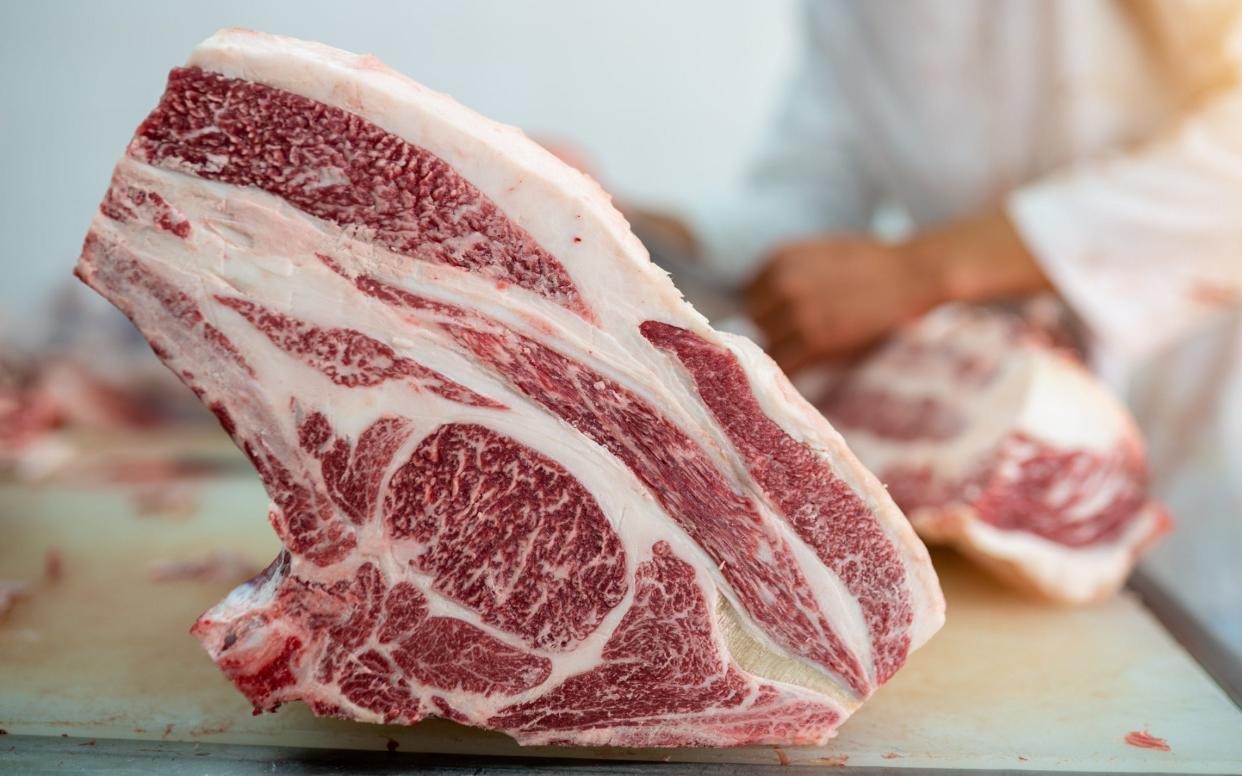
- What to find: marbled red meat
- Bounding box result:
[640,321,912,683]
[820,304,1171,603]
[385,423,627,652]
[132,66,590,320]
[76,29,943,747]
[488,542,843,746]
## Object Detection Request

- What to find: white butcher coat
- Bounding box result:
[699,0,1242,646]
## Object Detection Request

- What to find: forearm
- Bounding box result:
[900,207,1052,306]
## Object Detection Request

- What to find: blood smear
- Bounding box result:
[1124,729,1171,751]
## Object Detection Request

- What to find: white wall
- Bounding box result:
[0,0,798,329]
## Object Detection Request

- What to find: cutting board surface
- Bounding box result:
[1,439,1240,772]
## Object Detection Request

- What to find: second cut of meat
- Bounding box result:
[821,304,1171,604]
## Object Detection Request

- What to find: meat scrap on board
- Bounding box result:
[75,29,944,747]
[821,304,1171,604]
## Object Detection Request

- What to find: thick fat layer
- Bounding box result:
[75,29,945,746]
[822,305,1170,602]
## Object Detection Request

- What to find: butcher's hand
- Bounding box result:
[746,236,940,372]
[745,209,1051,373]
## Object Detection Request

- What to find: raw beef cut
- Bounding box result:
[75,30,944,747]
[821,305,1172,604]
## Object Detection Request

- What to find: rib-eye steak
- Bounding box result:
[76,29,944,747]
[822,305,1171,604]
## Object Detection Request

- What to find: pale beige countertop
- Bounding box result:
[0,429,1240,772]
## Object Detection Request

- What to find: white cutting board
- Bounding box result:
[1,437,1240,772]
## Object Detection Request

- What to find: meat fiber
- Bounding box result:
[822,305,1171,604]
[75,29,944,747]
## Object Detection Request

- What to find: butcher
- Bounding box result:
[633,0,1242,640]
